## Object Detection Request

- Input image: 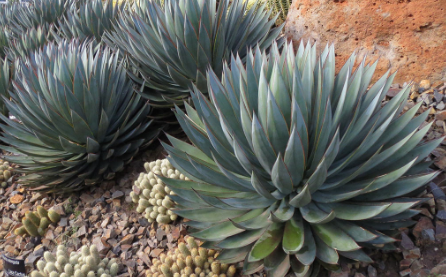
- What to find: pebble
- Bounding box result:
[419,79,431,90]
[420,229,436,242]
[367,265,378,277]
[401,232,415,250]
[437,210,446,221]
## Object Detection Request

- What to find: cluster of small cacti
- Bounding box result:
[147,237,237,277]
[0,159,13,188]
[14,206,60,237]
[130,159,184,224]
[30,245,119,277]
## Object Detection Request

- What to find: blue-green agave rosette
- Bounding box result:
[105,0,284,105]
[0,40,160,193]
[161,42,442,276]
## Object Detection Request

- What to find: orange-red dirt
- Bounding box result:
[285,0,446,84]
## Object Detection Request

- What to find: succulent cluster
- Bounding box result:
[30,245,119,277]
[106,0,284,105]
[161,41,442,276]
[147,237,237,277]
[14,206,60,237]
[0,159,13,188]
[131,159,181,224]
[0,40,159,193]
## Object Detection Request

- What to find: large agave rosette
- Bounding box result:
[105,0,284,105]
[0,40,160,193]
[161,42,442,276]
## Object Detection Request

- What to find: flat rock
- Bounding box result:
[401,232,415,250]
[412,217,435,239]
[367,265,378,277]
[420,229,436,243]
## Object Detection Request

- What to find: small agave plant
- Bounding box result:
[0,40,160,193]
[161,42,442,276]
[106,0,284,105]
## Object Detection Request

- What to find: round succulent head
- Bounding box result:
[161,42,442,276]
[105,0,284,105]
[0,40,160,193]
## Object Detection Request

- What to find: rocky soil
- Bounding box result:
[0,81,446,277]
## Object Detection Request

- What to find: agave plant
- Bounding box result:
[0,40,160,193]
[53,0,124,44]
[105,0,284,105]
[161,42,442,276]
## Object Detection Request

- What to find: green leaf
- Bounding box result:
[311,223,360,251]
[283,213,305,254]
[247,222,283,262]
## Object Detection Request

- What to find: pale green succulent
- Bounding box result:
[131,158,180,224]
[161,41,441,276]
[105,0,284,105]
[147,237,237,277]
[30,245,119,277]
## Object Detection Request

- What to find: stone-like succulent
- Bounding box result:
[0,40,160,193]
[147,236,237,277]
[14,206,60,237]
[106,0,284,105]
[161,41,442,276]
[131,159,180,224]
[30,245,119,277]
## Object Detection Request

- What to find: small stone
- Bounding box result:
[403,248,421,259]
[9,194,24,204]
[50,204,65,216]
[29,192,45,203]
[75,225,87,237]
[437,101,446,110]
[104,229,118,240]
[436,110,446,121]
[399,269,411,276]
[435,91,444,103]
[437,210,446,221]
[111,190,124,199]
[410,260,424,272]
[401,232,415,250]
[387,88,400,98]
[400,259,413,270]
[420,229,436,242]
[120,234,135,245]
[412,217,434,239]
[367,265,377,277]
[430,264,446,275]
[419,80,431,90]
[93,236,111,255]
[436,220,446,239]
[138,218,149,227]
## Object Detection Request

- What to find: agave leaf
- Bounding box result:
[300,202,336,224]
[283,213,305,254]
[247,222,283,262]
[311,223,360,251]
[217,228,265,249]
